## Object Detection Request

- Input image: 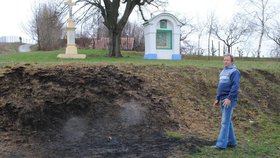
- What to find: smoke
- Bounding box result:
[61,101,146,142]
[119,101,146,126]
[62,117,88,142]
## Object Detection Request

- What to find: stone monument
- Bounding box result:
[58,0,86,59]
[143,12,183,60]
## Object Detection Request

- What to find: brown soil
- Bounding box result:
[0,64,279,157]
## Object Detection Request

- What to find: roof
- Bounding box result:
[143,12,184,26]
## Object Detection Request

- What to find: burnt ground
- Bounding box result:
[0,64,279,157]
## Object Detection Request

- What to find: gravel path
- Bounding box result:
[18,44,32,52]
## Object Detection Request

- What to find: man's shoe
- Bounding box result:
[210,145,225,150]
[227,144,237,148]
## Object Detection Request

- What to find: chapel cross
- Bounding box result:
[57,0,86,59]
[66,0,75,19]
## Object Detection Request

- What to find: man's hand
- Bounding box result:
[223,98,231,108]
[213,100,219,108]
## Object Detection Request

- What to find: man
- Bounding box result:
[212,54,241,149]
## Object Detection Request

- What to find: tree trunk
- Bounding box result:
[211,40,214,56]
[197,34,201,55]
[257,28,264,58]
[227,45,231,54]
[108,30,122,57]
[218,41,220,56]
[207,30,211,59]
[257,0,266,58]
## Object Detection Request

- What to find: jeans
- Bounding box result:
[215,100,237,148]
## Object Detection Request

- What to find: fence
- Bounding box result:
[0,36,36,44]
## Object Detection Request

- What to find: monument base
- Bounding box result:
[144,54,157,59]
[57,45,86,59]
[144,53,182,60]
[172,54,182,60]
[57,54,86,59]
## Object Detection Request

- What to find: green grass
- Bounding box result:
[165,131,184,140]
[165,112,280,158]
[0,49,279,71]
[189,115,280,158]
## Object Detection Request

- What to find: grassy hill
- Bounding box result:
[0,49,279,157]
[0,49,279,71]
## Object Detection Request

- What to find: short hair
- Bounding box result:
[224,54,235,62]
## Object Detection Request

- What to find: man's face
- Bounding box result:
[223,56,232,67]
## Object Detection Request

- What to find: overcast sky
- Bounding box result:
[0,0,237,39]
[3,0,274,56]
[167,0,237,20]
[0,0,34,38]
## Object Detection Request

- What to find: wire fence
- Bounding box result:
[0,36,36,44]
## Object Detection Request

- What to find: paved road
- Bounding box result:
[18,44,32,53]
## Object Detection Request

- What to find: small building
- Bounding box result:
[143,12,183,60]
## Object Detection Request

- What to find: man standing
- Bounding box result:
[213,54,241,149]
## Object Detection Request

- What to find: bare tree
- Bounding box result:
[180,17,195,41]
[179,17,196,54]
[75,0,167,57]
[267,21,280,58]
[79,17,145,51]
[211,40,217,56]
[206,11,217,58]
[24,1,64,51]
[78,11,103,48]
[181,40,196,55]
[213,14,252,54]
[237,47,244,57]
[270,45,280,58]
[121,21,145,51]
[239,40,256,57]
[267,21,280,47]
[238,0,276,58]
[128,22,145,51]
[194,16,206,55]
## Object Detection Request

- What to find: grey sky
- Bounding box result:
[1,0,276,57]
[0,0,237,38]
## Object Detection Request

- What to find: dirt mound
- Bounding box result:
[1,64,279,157]
[240,69,280,114]
[0,65,212,157]
[118,65,280,137]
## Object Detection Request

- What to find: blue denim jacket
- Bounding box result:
[215,64,240,101]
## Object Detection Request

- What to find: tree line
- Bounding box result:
[181,0,280,58]
[24,0,280,58]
